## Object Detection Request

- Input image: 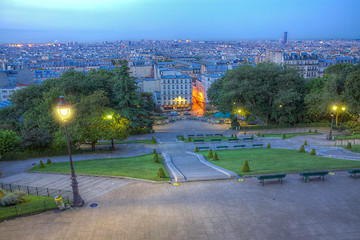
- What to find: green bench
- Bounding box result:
[197,147,210,151]
[211,139,222,142]
[234,145,246,148]
[244,138,253,141]
[252,144,263,147]
[299,171,329,182]
[197,134,204,137]
[188,134,195,137]
[216,146,228,149]
[257,174,286,186]
[348,169,360,178]
[214,134,222,136]
[206,134,213,137]
[228,138,238,142]
[194,140,205,144]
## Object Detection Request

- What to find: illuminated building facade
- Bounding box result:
[160,74,192,110]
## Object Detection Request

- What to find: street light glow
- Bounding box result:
[107,115,112,119]
[342,107,346,111]
[57,96,71,121]
[333,106,337,111]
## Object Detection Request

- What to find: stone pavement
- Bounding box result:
[1,172,360,240]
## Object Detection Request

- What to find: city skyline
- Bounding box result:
[1,0,360,43]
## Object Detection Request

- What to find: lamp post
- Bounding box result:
[329,105,337,140]
[57,96,84,207]
[339,107,346,132]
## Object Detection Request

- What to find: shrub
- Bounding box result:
[0,193,18,206]
[21,128,52,150]
[244,132,246,135]
[0,129,20,154]
[309,129,312,133]
[213,152,218,161]
[46,159,52,164]
[154,153,160,163]
[251,134,254,139]
[282,135,286,140]
[39,160,45,168]
[187,137,191,142]
[0,188,6,196]
[299,145,305,153]
[158,168,165,178]
[180,136,185,141]
[310,148,316,155]
[231,134,234,138]
[195,147,198,152]
[241,160,250,173]
[234,134,237,139]
[347,142,352,149]
[51,130,67,151]
[207,149,213,158]
[262,134,264,137]
[257,132,261,137]
[153,148,157,154]
[315,129,318,133]
[304,140,308,146]
[152,137,157,144]
[267,143,271,148]
[14,190,25,201]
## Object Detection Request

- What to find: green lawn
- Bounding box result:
[96,139,155,145]
[179,136,240,143]
[0,195,65,220]
[339,145,360,153]
[262,132,321,139]
[335,134,360,140]
[29,154,170,181]
[200,148,360,176]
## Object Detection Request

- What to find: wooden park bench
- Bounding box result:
[228,138,238,142]
[216,146,228,149]
[211,139,222,143]
[194,140,205,144]
[299,171,329,182]
[234,145,245,148]
[197,147,210,151]
[348,169,360,178]
[257,174,286,186]
[252,144,263,148]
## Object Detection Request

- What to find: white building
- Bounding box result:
[160,74,192,111]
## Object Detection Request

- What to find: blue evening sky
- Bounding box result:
[0,0,359,43]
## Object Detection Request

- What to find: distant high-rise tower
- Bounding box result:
[283,32,288,45]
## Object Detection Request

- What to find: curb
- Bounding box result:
[161,153,186,182]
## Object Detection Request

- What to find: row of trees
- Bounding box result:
[0,61,155,152]
[208,63,360,131]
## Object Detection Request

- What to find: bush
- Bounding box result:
[315,129,318,133]
[180,136,185,141]
[51,130,67,151]
[153,148,157,154]
[39,160,45,168]
[309,129,312,133]
[310,148,316,155]
[347,142,352,149]
[262,134,264,137]
[14,190,25,201]
[207,149,213,158]
[251,134,254,139]
[213,152,218,161]
[234,134,237,139]
[282,135,286,140]
[304,140,308,146]
[130,128,151,135]
[241,160,250,173]
[154,153,160,163]
[231,134,234,138]
[46,159,52,164]
[299,145,305,153]
[267,143,271,148]
[152,137,157,144]
[21,128,52,150]
[195,147,198,152]
[0,129,20,154]
[158,168,165,178]
[257,132,261,137]
[0,193,18,206]
[187,137,191,142]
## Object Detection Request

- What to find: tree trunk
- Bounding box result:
[91,142,96,151]
[111,139,115,151]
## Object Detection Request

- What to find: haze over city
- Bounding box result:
[1,0,360,43]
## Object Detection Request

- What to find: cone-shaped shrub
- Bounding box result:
[207,149,213,158]
[158,168,165,178]
[257,132,261,137]
[262,134,265,137]
[154,153,160,163]
[46,159,52,164]
[267,142,271,148]
[231,134,234,138]
[187,137,191,142]
[282,135,286,140]
[153,148,157,154]
[347,142,352,149]
[152,137,157,144]
[39,160,45,168]
[251,134,254,139]
[299,145,305,153]
[180,136,184,141]
[304,140,308,146]
[310,148,316,155]
[213,152,218,161]
[195,147,199,152]
[244,132,246,135]
[309,129,312,133]
[315,129,318,133]
[241,160,250,173]
[234,134,237,139]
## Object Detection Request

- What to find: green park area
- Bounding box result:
[0,194,62,220]
[96,139,155,145]
[262,132,321,139]
[29,154,170,181]
[339,145,360,153]
[200,148,360,176]
[335,134,360,140]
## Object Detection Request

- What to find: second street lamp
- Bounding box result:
[329,105,337,140]
[57,96,84,207]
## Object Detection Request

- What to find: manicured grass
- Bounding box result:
[29,154,170,181]
[339,145,360,153]
[179,136,238,142]
[96,139,155,145]
[335,134,360,140]
[262,132,321,139]
[200,148,360,176]
[0,195,66,220]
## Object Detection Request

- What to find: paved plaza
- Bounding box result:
[1,120,360,239]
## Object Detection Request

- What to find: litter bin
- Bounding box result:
[54,195,65,210]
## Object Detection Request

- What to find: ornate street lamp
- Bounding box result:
[339,106,346,131]
[57,96,84,207]
[328,105,337,140]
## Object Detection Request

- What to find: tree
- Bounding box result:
[102,113,131,151]
[345,69,360,115]
[0,130,19,157]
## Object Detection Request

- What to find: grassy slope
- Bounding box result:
[29,154,170,181]
[262,132,321,139]
[96,139,155,145]
[200,148,360,176]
